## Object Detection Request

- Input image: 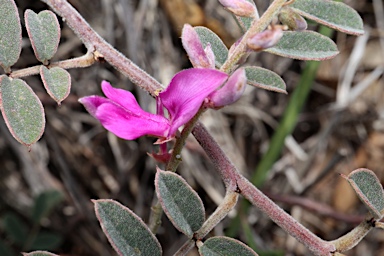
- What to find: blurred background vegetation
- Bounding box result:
[1,0,384,255]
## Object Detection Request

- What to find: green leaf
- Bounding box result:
[1,212,28,247]
[194,26,228,68]
[199,236,258,256]
[265,31,338,60]
[0,76,45,146]
[31,190,64,224]
[94,199,162,256]
[155,169,205,238]
[291,0,364,35]
[233,0,257,32]
[30,231,63,250]
[0,0,22,71]
[343,168,384,219]
[40,66,71,104]
[22,251,59,256]
[245,66,286,94]
[25,10,61,63]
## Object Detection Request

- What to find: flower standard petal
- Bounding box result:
[159,68,228,136]
[79,95,170,140]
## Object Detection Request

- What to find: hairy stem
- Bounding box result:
[220,0,287,73]
[10,51,96,78]
[41,0,163,96]
[195,191,239,239]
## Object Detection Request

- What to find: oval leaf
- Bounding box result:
[291,0,364,35]
[265,31,338,60]
[233,0,257,32]
[32,190,64,224]
[40,66,71,104]
[2,212,28,246]
[94,199,162,256]
[343,168,384,219]
[30,231,63,250]
[155,169,205,237]
[194,26,228,68]
[199,236,258,256]
[0,0,22,71]
[245,66,286,94]
[25,9,61,63]
[22,251,59,256]
[0,76,45,146]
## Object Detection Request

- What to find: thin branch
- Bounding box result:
[40,0,163,96]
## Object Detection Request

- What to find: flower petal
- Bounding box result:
[79,92,170,140]
[159,68,228,136]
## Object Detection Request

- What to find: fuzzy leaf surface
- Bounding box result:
[155,170,205,237]
[344,168,384,219]
[94,199,162,256]
[265,31,338,60]
[194,26,228,68]
[199,236,258,256]
[25,10,61,63]
[22,251,59,256]
[0,0,22,70]
[0,76,45,146]
[291,0,364,35]
[40,66,71,104]
[245,66,286,94]
[233,0,257,32]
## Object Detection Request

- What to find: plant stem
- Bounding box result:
[330,215,374,253]
[192,123,336,256]
[41,0,163,96]
[10,51,96,78]
[195,191,239,239]
[220,0,287,73]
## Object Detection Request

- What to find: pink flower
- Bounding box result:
[79,68,228,141]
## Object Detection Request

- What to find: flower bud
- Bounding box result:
[206,68,247,109]
[219,0,257,17]
[204,43,216,69]
[181,24,212,68]
[279,7,307,31]
[247,26,283,51]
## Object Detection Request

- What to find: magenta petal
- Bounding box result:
[101,81,143,113]
[79,93,170,140]
[159,68,228,136]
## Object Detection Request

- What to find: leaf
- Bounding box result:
[342,168,384,219]
[245,66,286,94]
[1,212,28,247]
[40,66,71,104]
[199,236,258,256]
[291,0,364,35]
[94,199,162,256]
[265,31,338,60]
[155,169,205,238]
[233,0,257,32]
[0,76,45,146]
[31,190,64,224]
[0,0,22,71]
[22,251,59,256]
[194,26,228,68]
[30,231,63,250]
[25,10,61,63]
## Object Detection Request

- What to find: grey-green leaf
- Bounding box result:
[2,212,28,247]
[291,0,364,35]
[199,236,258,256]
[0,76,45,146]
[22,251,59,256]
[0,0,22,71]
[25,9,61,63]
[343,168,384,219]
[94,199,162,256]
[31,190,64,224]
[194,26,228,68]
[245,66,286,94]
[265,31,338,60]
[233,0,257,32]
[155,169,205,238]
[40,66,71,104]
